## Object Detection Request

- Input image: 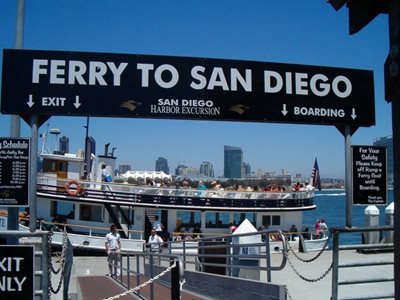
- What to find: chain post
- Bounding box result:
[170,258,180,300]
[42,232,50,300]
[331,229,339,300]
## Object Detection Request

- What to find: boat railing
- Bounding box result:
[38,176,314,208]
[37,175,314,200]
[36,219,144,239]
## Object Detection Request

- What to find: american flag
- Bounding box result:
[311,157,321,191]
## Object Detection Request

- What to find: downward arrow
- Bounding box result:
[27,94,34,107]
[281,104,288,116]
[351,108,357,120]
[74,96,81,109]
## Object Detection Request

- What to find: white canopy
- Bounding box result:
[121,170,172,181]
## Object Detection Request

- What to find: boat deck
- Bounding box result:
[37,177,316,211]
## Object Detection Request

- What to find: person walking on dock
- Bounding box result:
[148,229,164,253]
[148,229,164,265]
[105,224,121,277]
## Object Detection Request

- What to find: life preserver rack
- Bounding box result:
[65,180,83,196]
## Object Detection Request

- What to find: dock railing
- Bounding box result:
[165,229,288,282]
[113,251,184,300]
[331,226,394,300]
[111,229,288,299]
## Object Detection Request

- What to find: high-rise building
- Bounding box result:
[182,167,199,176]
[256,168,263,178]
[119,164,131,175]
[243,162,251,178]
[155,157,169,174]
[175,164,187,176]
[199,161,214,178]
[224,145,243,178]
[373,135,393,185]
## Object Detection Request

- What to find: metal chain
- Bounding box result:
[285,286,294,300]
[48,231,59,273]
[48,231,68,294]
[102,261,177,300]
[284,233,330,263]
[285,251,333,282]
[179,278,186,292]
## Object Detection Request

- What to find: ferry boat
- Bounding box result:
[34,144,328,251]
[2,135,328,253]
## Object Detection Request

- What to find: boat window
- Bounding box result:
[176,211,201,228]
[233,212,256,227]
[79,204,103,222]
[262,215,281,226]
[205,212,229,228]
[50,201,75,219]
[43,159,68,173]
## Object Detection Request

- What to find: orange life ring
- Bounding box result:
[65,180,82,196]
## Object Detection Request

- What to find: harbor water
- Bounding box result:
[304,189,394,245]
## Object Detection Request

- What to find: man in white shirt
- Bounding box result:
[148,229,164,253]
[105,224,121,277]
[148,229,164,265]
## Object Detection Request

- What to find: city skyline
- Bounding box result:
[0,2,392,179]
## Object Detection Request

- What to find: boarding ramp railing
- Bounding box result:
[109,251,184,300]
[331,226,394,300]
[166,229,287,282]
[110,230,288,300]
[0,230,51,300]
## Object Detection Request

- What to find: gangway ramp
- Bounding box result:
[77,275,207,300]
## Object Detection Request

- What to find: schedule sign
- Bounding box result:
[0,245,35,300]
[0,138,30,206]
[352,145,387,205]
[1,49,375,126]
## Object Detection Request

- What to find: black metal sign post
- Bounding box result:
[0,138,30,207]
[352,145,387,205]
[1,49,375,127]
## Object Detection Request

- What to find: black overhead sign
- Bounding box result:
[0,138,30,207]
[352,145,387,205]
[0,245,35,299]
[1,49,375,126]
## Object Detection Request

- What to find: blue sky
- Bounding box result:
[0,1,392,178]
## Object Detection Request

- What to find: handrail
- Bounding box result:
[331,226,394,300]
[107,251,184,300]
[37,219,144,235]
[162,229,287,278]
[37,175,315,200]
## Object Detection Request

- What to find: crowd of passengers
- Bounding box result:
[144,178,313,193]
[173,222,202,240]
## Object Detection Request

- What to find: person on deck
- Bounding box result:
[319,219,328,238]
[315,219,321,238]
[196,181,206,190]
[152,215,164,240]
[101,163,111,192]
